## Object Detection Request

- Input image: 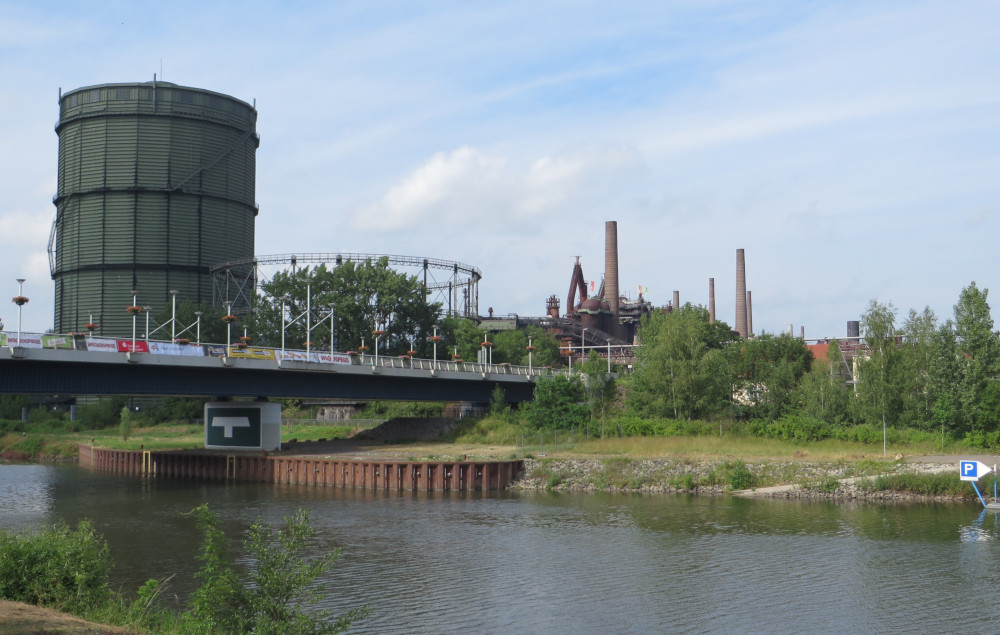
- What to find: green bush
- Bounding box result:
[0,520,111,613]
[857,472,970,497]
[616,416,714,437]
[722,460,756,490]
[76,397,129,430]
[184,504,369,634]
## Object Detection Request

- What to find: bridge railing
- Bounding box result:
[3,331,565,380]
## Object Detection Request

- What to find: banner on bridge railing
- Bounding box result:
[147,341,206,356]
[276,350,353,365]
[0,332,44,348]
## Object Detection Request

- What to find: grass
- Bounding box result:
[0,424,357,459]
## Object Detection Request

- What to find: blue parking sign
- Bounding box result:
[960,460,992,481]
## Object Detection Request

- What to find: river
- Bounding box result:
[2,463,999,633]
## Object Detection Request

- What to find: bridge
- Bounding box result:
[0,345,542,403]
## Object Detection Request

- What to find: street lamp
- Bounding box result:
[13,278,27,346]
[143,306,153,343]
[225,301,233,356]
[607,339,612,374]
[430,326,441,369]
[280,296,290,355]
[527,336,534,372]
[169,290,178,340]
[194,311,203,345]
[130,289,138,352]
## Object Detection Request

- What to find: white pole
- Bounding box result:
[306,282,312,357]
[329,307,335,357]
[15,278,25,346]
[528,336,533,371]
[432,326,439,369]
[280,297,287,355]
[170,290,177,340]
[607,340,611,373]
[226,301,232,357]
[194,311,202,344]
[131,290,137,352]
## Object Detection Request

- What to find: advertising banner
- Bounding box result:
[148,341,207,357]
[2,332,43,348]
[312,352,353,365]
[85,337,120,353]
[41,335,76,349]
[276,350,353,365]
[116,340,150,353]
[227,347,276,361]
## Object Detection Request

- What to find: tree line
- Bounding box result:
[617,281,1000,448]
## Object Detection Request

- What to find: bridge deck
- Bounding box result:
[0,346,543,402]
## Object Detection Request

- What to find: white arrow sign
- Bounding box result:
[211,416,251,438]
[959,460,993,481]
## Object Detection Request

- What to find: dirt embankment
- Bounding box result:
[0,600,130,634]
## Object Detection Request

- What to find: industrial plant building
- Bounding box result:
[51,80,259,336]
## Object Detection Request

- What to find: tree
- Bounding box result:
[929,320,962,444]
[626,306,733,420]
[953,282,1000,435]
[581,351,619,437]
[897,307,938,430]
[792,341,852,425]
[522,374,588,430]
[250,259,441,356]
[856,300,900,454]
[730,333,813,420]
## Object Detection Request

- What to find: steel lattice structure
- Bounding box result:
[210,253,481,318]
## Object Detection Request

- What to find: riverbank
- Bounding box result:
[0,600,128,634]
[509,456,978,503]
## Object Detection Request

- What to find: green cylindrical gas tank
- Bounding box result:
[53,81,258,337]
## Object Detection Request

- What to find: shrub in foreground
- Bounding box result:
[0,520,111,613]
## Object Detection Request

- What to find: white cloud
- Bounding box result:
[352,144,643,232]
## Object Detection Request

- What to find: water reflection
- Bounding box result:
[3,464,1000,633]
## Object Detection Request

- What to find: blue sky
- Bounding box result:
[3,0,999,338]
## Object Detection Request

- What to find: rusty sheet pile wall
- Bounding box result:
[79,445,522,492]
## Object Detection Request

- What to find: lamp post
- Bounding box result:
[582,328,588,365]
[305,281,312,358]
[14,278,26,346]
[328,307,335,357]
[169,290,178,340]
[280,296,289,355]
[431,326,440,369]
[527,336,534,372]
[607,339,612,374]
[130,289,138,352]
[225,301,233,357]
[143,307,153,343]
[194,311,203,345]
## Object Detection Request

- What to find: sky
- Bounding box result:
[2,0,999,339]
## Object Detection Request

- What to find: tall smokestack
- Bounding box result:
[708,278,716,323]
[735,249,748,337]
[673,290,680,311]
[605,221,620,324]
[747,290,753,336]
